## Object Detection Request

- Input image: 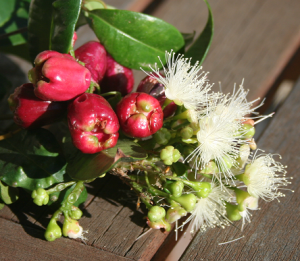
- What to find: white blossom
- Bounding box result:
[179,184,234,233]
[143,50,215,110]
[243,153,291,201]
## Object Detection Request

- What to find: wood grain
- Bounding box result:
[0,218,130,261]
[180,79,300,260]
[148,0,300,103]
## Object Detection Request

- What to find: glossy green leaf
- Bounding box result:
[185,0,213,65]
[172,162,188,177]
[27,0,54,62]
[50,0,82,53]
[86,9,185,70]
[0,1,15,27]
[0,0,30,47]
[67,139,147,181]
[0,180,19,204]
[0,129,67,190]
[181,31,196,47]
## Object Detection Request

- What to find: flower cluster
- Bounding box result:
[17,46,291,241]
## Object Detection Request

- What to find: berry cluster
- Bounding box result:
[8,39,167,154]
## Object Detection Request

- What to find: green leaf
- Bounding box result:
[67,139,147,181]
[28,0,82,62]
[0,129,67,190]
[86,9,185,70]
[50,0,82,53]
[0,0,30,47]
[0,1,15,27]
[181,31,196,47]
[27,0,54,62]
[185,0,213,65]
[0,180,19,204]
[172,162,188,177]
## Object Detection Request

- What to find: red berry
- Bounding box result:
[8,83,67,128]
[137,75,166,106]
[101,55,134,96]
[137,75,177,118]
[116,92,163,138]
[29,50,91,101]
[68,93,119,154]
[75,41,107,83]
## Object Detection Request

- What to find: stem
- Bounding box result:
[145,171,169,197]
[100,91,118,97]
[0,27,27,40]
[61,181,85,211]
[46,181,76,194]
[0,128,22,141]
[162,98,173,110]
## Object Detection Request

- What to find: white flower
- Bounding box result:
[179,184,233,233]
[186,110,245,181]
[243,153,291,201]
[143,50,214,110]
[239,196,258,231]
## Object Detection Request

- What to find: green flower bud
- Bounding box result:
[200,161,219,174]
[32,188,49,206]
[166,206,187,223]
[44,219,62,241]
[180,180,212,198]
[169,194,197,212]
[234,188,258,212]
[160,146,181,165]
[164,181,184,197]
[153,128,171,145]
[218,155,234,172]
[69,206,83,220]
[147,206,166,222]
[241,124,255,139]
[180,127,194,139]
[225,202,242,221]
[147,217,171,232]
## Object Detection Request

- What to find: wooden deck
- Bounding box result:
[1,0,300,260]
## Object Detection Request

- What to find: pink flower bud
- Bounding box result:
[101,55,134,96]
[8,83,67,128]
[75,41,107,83]
[68,93,119,154]
[116,92,163,138]
[29,50,91,101]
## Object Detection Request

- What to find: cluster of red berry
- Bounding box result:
[7,39,177,154]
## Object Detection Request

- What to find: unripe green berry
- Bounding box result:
[241,123,255,139]
[32,188,49,206]
[180,126,193,139]
[70,206,83,220]
[164,181,184,197]
[147,217,171,232]
[166,206,187,223]
[147,206,166,222]
[225,202,242,221]
[62,218,81,237]
[169,194,197,212]
[153,128,171,145]
[44,219,62,241]
[160,146,181,165]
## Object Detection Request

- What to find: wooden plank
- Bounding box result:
[148,0,300,102]
[180,79,300,260]
[0,218,130,261]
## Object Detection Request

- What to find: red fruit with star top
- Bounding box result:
[68,93,120,154]
[116,92,163,138]
[28,50,91,101]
